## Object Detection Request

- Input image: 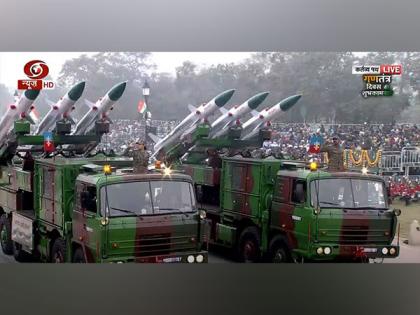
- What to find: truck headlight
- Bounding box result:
[393,209,401,216]
[199,210,206,220]
[196,254,204,263]
[323,247,331,255]
[316,247,323,255]
[381,247,389,255]
[187,255,195,263]
[389,247,396,255]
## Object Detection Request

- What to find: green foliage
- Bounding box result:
[56,52,419,123]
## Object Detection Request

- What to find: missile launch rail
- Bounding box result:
[0,120,109,165]
[161,123,272,166]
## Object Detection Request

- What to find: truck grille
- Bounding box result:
[319,227,390,244]
[109,234,197,257]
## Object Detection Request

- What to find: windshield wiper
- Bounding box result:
[352,206,388,210]
[319,201,341,206]
[110,207,139,216]
[157,208,192,217]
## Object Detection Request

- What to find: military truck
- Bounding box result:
[0,156,207,263]
[183,158,401,262]
[0,115,207,263]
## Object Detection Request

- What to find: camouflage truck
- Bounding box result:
[0,156,207,263]
[183,157,401,262]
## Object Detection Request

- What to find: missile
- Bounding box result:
[0,89,40,144]
[151,89,235,157]
[241,94,302,140]
[72,81,126,135]
[209,91,269,139]
[35,81,85,135]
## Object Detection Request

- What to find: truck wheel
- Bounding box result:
[0,215,13,255]
[13,241,30,262]
[237,226,261,263]
[72,247,86,263]
[50,238,67,263]
[268,236,291,263]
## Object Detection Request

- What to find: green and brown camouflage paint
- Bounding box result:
[0,156,207,263]
[183,157,399,262]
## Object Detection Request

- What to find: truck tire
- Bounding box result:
[0,215,13,255]
[72,247,86,263]
[237,226,261,263]
[13,241,30,262]
[268,235,291,263]
[50,238,67,263]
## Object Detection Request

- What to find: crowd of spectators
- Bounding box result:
[266,122,420,160]
[103,119,420,159]
[387,176,420,204]
[102,119,178,152]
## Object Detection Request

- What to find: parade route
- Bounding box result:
[0,242,418,264]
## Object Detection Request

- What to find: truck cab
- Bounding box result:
[271,167,400,262]
[0,157,207,263]
[189,157,400,262]
[72,169,207,263]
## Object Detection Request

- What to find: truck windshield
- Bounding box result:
[100,181,196,217]
[310,178,387,209]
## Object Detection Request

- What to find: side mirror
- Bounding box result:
[294,183,305,203]
[196,185,203,203]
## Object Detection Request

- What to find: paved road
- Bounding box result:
[1,242,418,263]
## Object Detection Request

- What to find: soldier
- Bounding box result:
[207,148,222,169]
[124,139,150,173]
[320,135,345,171]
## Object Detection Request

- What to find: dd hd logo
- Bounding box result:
[17,60,55,90]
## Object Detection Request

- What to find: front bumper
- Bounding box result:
[305,244,400,260]
[102,250,208,263]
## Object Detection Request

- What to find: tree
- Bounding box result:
[58,52,156,120]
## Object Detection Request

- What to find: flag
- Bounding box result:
[308,134,323,153]
[138,99,147,116]
[43,131,55,152]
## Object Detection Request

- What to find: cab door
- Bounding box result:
[271,177,311,251]
[72,182,100,262]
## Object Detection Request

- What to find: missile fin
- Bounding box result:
[251,110,260,117]
[84,99,96,109]
[219,108,228,115]
[148,133,161,144]
[187,104,196,113]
